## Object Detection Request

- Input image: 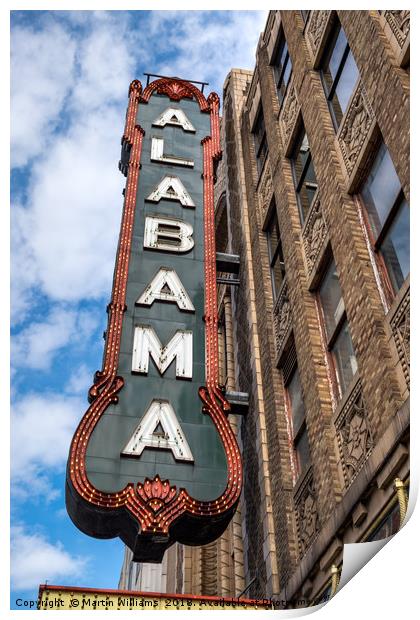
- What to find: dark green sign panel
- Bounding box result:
[66,78,242,562]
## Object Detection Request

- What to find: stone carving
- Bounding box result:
[302,192,327,276]
[337,82,375,177]
[294,469,319,555]
[383,10,410,49]
[335,380,373,486]
[279,82,300,148]
[258,165,273,219]
[390,287,410,388]
[306,11,331,57]
[273,280,292,356]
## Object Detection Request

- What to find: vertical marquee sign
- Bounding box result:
[66,78,242,562]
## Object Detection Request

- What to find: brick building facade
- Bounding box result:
[119,10,410,606]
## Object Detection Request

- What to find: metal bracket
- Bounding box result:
[225,391,249,416]
[216,252,240,275]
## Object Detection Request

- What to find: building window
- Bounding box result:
[321,23,359,129]
[272,30,292,107]
[361,142,409,294]
[285,362,311,478]
[292,128,318,224]
[365,502,400,541]
[318,259,358,397]
[253,106,268,176]
[266,206,286,299]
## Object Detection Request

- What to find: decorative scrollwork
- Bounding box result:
[137,476,178,513]
[383,10,410,49]
[140,77,212,112]
[335,379,373,486]
[306,11,331,58]
[390,287,410,388]
[302,191,327,277]
[279,81,300,149]
[257,164,273,220]
[294,468,319,555]
[337,81,375,177]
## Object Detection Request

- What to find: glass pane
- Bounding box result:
[274,37,288,80]
[283,55,292,87]
[329,28,347,83]
[322,27,347,94]
[294,132,310,183]
[267,214,280,261]
[319,260,345,341]
[298,184,316,223]
[272,255,284,298]
[253,109,266,154]
[361,143,402,237]
[381,199,410,292]
[305,157,317,185]
[335,49,359,115]
[366,503,400,541]
[332,320,358,394]
[288,367,305,432]
[295,427,311,476]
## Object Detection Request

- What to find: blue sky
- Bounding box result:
[10,9,267,609]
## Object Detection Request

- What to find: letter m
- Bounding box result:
[132,326,192,379]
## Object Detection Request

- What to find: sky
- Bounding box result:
[9,9,268,609]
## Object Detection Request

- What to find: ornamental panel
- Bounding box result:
[390,286,410,388]
[305,11,334,68]
[273,279,292,359]
[301,190,328,283]
[279,79,301,156]
[336,80,378,192]
[294,467,319,556]
[334,379,373,487]
[382,11,410,50]
[257,161,273,222]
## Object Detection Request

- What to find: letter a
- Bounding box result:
[136,268,195,312]
[121,399,194,462]
[146,176,195,207]
[152,107,196,132]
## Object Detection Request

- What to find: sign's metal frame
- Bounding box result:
[65,78,242,560]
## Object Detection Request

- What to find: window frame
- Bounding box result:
[271,28,293,108]
[317,257,357,400]
[266,205,286,300]
[360,141,409,297]
[252,105,269,177]
[291,127,319,225]
[284,361,311,480]
[320,22,359,131]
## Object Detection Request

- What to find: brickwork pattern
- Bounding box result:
[234,10,409,602]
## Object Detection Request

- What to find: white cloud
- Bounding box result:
[148,11,267,94]
[66,363,92,395]
[25,108,124,301]
[11,11,266,313]
[12,306,99,371]
[69,17,134,113]
[11,392,84,500]
[11,202,39,322]
[11,22,76,168]
[11,525,87,591]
